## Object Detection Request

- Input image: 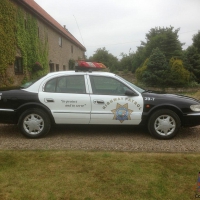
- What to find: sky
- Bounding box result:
[34,0,200,59]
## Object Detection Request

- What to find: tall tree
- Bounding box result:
[192,31,200,54]
[89,47,119,71]
[119,52,134,71]
[131,46,146,72]
[169,57,190,86]
[137,47,169,86]
[142,26,183,60]
[184,46,200,83]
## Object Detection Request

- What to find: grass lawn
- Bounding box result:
[0,151,200,200]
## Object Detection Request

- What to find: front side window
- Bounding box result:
[44,75,86,93]
[90,76,130,95]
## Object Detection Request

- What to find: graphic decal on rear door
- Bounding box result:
[111,103,133,123]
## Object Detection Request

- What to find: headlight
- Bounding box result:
[190,105,200,112]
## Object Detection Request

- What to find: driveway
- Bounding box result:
[0,124,200,152]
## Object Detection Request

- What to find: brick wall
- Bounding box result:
[38,21,85,71]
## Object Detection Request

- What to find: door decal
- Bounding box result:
[111,103,133,123]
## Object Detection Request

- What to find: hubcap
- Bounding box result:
[154,115,176,136]
[23,114,44,135]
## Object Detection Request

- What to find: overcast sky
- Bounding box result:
[34,0,200,59]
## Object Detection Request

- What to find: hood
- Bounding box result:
[142,91,200,104]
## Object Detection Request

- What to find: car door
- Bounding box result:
[39,74,91,124]
[88,75,144,125]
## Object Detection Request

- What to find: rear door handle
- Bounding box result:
[44,98,54,103]
[93,100,104,104]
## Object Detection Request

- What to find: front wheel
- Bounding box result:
[18,108,51,138]
[148,109,181,139]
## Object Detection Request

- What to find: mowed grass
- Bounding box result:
[0,151,200,200]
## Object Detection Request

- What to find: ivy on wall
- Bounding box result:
[16,8,48,82]
[0,0,16,77]
[0,0,48,86]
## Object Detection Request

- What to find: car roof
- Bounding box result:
[46,70,115,77]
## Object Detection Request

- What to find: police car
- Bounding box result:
[0,61,200,139]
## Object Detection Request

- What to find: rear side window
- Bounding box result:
[44,75,86,93]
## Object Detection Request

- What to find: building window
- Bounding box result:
[59,37,62,47]
[56,64,59,71]
[49,63,54,72]
[63,65,66,71]
[71,45,73,53]
[38,27,40,37]
[14,57,23,74]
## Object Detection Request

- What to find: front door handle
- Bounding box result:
[93,100,104,104]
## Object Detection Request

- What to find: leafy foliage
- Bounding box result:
[69,59,75,70]
[136,48,169,86]
[89,47,119,71]
[131,46,146,72]
[142,26,183,60]
[169,57,190,86]
[193,31,200,54]
[16,9,48,81]
[119,52,133,71]
[0,0,16,74]
[135,59,148,81]
[0,2,48,87]
[183,46,200,83]
[136,48,190,87]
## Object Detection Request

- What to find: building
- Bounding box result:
[3,0,86,86]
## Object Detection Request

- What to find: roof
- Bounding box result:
[15,0,86,51]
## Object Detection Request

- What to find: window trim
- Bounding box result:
[89,75,135,96]
[44,75,86,94]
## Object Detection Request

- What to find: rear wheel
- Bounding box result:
[148,109,181,139]
[18,108,51,138]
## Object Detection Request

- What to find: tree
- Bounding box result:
[131,46,146,72]
[136,48,169,86]
[193,31,200,54]
[119,52,134,71]
[183,46,200,83]
[89,47,119,71]
[131,26,184,73]
[169,57,190,86]
[142,26,183,60]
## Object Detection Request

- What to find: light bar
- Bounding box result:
[75,61,106,71]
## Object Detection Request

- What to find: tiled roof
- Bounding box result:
[17,0,86,51]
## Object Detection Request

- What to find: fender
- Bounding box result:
[141,103,184,125]
[16,102,55,124]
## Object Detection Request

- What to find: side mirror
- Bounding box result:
[125,89,138,96]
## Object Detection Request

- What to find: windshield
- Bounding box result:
[116,75,145,93]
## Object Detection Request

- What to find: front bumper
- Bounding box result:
[182,113,200,127]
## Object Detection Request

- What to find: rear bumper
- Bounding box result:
[0,109,17,124]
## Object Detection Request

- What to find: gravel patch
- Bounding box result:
[0,124,200,152]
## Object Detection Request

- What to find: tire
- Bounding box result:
[18,108,51,138]
[148,109,181,139]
